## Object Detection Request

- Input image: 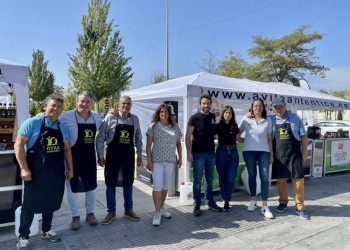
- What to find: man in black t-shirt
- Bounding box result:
[185,94,222,216]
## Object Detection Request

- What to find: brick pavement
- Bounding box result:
[1,171,350,250]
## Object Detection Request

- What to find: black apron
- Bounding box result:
[273,118,304,179]
[69,112,97,193]
[104,115,135,187]
[22,118,65,213]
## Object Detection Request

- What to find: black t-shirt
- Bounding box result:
[188,112,216,152]
[215,122,239,146]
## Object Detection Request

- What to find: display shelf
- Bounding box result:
[0,118,15,122]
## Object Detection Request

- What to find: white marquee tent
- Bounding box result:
[123,72,350,187]
[0,58,29,126]
[124,72,350,138]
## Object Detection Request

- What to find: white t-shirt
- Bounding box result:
[146,122,182,163]
[239,116,272,152]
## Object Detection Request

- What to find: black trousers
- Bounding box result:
[19,209,53,239]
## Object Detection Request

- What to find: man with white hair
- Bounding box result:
[270,97,309,220]
[96,96,143,224]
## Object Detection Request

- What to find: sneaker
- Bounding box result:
[16,237,29,249]
[160,207,172,219]
[101,212,116,225]
[152,213,161,226]
[295,209,310,220]
[261,206,273,219]
[86,213,97,226]
[223,201,230,212]
[124,210,140,221]
[276,203,288,213]
[207,202,223,212]
[41,230,60,242]
[247,200,257,211]
[193,203,201,216]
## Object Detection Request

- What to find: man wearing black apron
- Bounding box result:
[96,96,143,225]
[14,95,73,249]
[60,92,103,230]
[271,97,309,220]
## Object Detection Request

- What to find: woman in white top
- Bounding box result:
[146,104,182,226]
[238,98,274,219]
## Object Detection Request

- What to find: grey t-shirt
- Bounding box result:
[146,122,182,163]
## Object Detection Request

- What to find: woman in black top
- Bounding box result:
[215,105,240,212]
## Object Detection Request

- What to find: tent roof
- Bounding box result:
[124,72,350,111]
[0,58,28,85]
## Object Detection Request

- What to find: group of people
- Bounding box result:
[14,92,309,249]
[186,94,309,221]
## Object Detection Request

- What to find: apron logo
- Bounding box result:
[46,136,61,153]
[279,128,290,140]
[119,130,131,144]
[84,129,95,144]
[84,129,94,138]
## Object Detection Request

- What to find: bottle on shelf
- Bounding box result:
[1,103,6,118]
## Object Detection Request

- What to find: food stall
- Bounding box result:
[122,72,350,195]
[0,58,29,227]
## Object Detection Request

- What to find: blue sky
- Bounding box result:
[1,0,349,92]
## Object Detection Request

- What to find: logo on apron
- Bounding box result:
[119,129,131,144]
[46,136,61,153]
[84,129,95,144]
[279,128,290,140]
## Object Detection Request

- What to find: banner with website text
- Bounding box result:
[188,85,350,110]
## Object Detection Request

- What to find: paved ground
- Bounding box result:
[1,167,350,250]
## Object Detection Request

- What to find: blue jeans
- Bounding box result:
[216,146,239,202]
[243,151,270,201]
[66,180,95,217]
[106,185,133,212]
[192,151,215,205]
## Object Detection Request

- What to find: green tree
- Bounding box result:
[28,49,55,102]
[151,70,167,84]
[63,84,78,111]
[248,25,329,84]
[215,51,248,78]
[68,0,133,110]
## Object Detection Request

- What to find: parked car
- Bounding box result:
[311,120,350,138]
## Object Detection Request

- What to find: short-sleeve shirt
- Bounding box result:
[146,122,182,163]
[239,116,272,152]
[216,122,239,146]
[18,116,69,149]
[188,112,216,153]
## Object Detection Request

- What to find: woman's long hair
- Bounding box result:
[251,98,267,119]
[220,105,238,131]
[151,104,175,126]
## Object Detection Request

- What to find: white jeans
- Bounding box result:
[152,162,175,192]
[65,180,95,217]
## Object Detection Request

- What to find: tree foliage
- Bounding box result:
[248,25,329,84]
[215,51,248,78]
[151,70,167,84]
[28,49,55,102]
[68,0,133,109]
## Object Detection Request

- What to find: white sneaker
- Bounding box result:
[261,206,273,219]
[247,200,257,211]
[152,213,161,226]
[16,237,29,249]
[160,207,172,219]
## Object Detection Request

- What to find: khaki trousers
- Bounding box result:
[277,178,305,210]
